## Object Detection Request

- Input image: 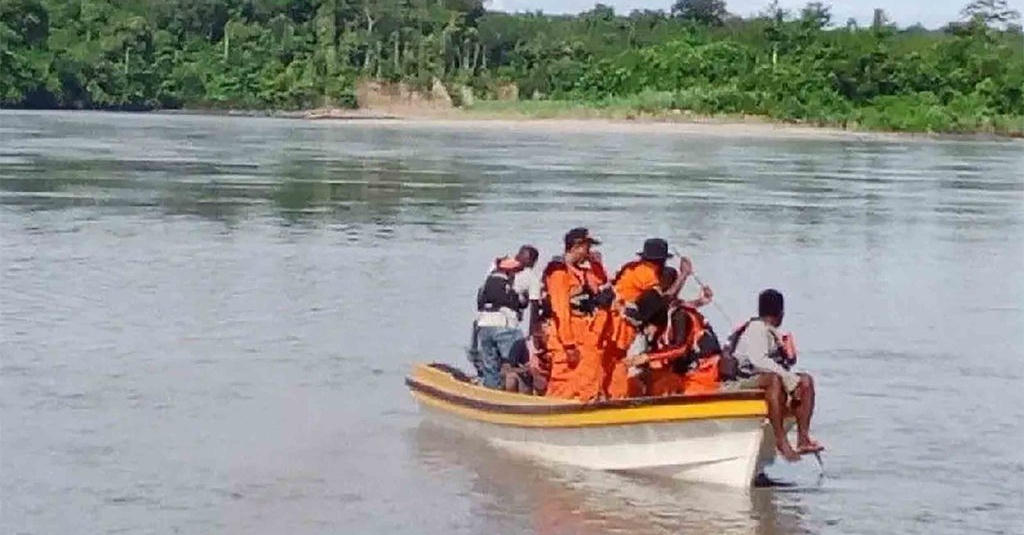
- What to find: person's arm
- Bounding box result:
[623,334,652,367]
[662,256,693,297]
[631,311,691,365]
[527,271,543,337]
[588,251,607,280]
[682,285,713,309]
[640,346,688,364]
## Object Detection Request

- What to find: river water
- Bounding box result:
[1,111,1021,535]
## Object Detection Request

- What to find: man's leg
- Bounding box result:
[543,330,575,399]
[756,374,800,462]
[602,346,630,400]
[493,328,524,365]
[493,328,525,392]
[572,341,605,402]
[793,373,824,452]
[502,364,519,392]
[477,327,503,389]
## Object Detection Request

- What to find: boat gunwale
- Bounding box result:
[406,363,765,416]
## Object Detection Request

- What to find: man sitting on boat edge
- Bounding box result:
[725,289,824,461]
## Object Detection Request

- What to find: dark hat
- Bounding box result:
[564,227,601,249]
[626,288,669,326]
[637,238,673,261]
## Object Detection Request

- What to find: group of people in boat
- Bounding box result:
[470,227,824,461]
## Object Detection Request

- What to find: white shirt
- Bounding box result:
[732,319,800,393]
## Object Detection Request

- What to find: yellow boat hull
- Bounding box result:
[406,363,781,488]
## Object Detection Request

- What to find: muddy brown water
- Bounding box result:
[1,110,1022,534]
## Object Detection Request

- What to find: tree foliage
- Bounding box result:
[0,0,1022,133]
[671,0,729,26]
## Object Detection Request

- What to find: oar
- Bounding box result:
[690,271,737,327]
[813,450,826,475]
[671,247,735,326]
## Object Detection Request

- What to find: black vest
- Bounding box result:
[477,270,523,315]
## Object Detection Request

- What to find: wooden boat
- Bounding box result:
[405,362,783,488]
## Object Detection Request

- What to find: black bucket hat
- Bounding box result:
[637,238,673,261]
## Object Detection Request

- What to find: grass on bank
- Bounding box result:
[463,91,1024,137]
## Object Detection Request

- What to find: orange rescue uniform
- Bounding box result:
[542,259,610,401]
[603,261,662,399]
[643,304,722,396]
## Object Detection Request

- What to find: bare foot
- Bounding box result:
[777,442,801,462]
[797,437,825,454]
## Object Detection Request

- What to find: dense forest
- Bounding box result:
[2,0,1023,133]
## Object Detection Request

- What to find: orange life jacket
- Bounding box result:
[671,306,722,393]
[539,256,612,318]
[611,259,646,286]
[611,259,661,306]
[660,306,719,362]
[632,305,720,392]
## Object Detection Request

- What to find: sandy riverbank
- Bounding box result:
[331,114,882,141]
[297,106,1024,142]
[147,105,1024,142]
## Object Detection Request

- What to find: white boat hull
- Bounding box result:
[420,404,776,488]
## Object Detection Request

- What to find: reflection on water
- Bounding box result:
[412,423,810,535]
[1,111,1022,535]
[0,153,483,233]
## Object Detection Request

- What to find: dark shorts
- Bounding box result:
[720,376,762,391]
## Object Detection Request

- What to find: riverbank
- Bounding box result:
[283,103,1024,142]
[12,105,1019,142]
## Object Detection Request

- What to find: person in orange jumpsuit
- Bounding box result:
[541,227,613,401]
[625,293,721,396]
[603,238,691,399]
[625,265,717,393]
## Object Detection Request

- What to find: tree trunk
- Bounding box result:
[363,9,376,74]
[317,0,338,78]
[393,34,400,76]
[364,8,375,34]
[418,39,425,76]
[440,31,447,77]
[471,43,481,73]
[376,41,383,77]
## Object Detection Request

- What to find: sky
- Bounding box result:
[485,0,1024,29]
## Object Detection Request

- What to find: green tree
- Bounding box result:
[671,0,728,26]
[961,0,1022,26]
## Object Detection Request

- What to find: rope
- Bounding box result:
[670,247,736,326]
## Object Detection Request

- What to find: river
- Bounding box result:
[1,110,1021,535]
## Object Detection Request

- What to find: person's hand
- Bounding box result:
[588,250,603,264]
[624,353,649,367]
[781,333,798,364]
[697,285,714,306]
[678,256,694,279]
[529,334,545,354]
[565,345,581,367]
